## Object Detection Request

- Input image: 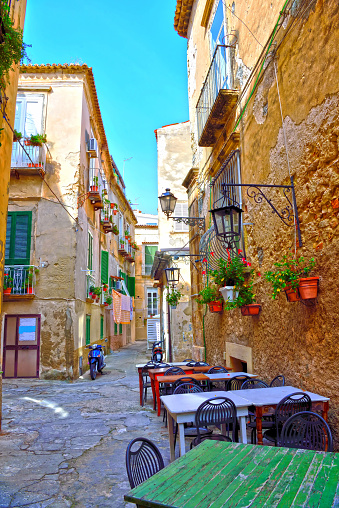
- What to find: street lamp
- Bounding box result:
[209,204,243,246]
[164,267,180,286]
[158,188,177,219]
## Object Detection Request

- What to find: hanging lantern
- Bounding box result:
[158,188,177,218]
[164,267,180,286]
[209,204,243,245]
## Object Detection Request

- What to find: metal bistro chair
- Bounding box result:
[207,365,229,391]
[226,375,251,391]
[241,379,269,389]
[264,392,312,446]
[172,376,201,391]
[240,379,269,443]
[270,375,285,387]
[126,438,164,494]
[161,367,186,424]
[191,397,237,448]
[141,362,157,406]
[280,411,333,452]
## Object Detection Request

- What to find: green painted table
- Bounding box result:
[124,440,339,507]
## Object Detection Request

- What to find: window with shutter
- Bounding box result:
[100,315,104,341]
[147,288,158,316]
[101,250,109,284]
[127,276,135,297]
[144,245,157,275]
[174,203,189,232]
[87,233,93,271]
[86,315,91,345]
[5,212,32,265]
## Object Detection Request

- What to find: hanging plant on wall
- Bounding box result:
[165,286,182,309]
[196,284,223,313]
[0,0,30,83]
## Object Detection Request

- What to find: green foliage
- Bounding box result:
[196,284,222,305]
[112,224,119,235]
[105,295,113,305]
[3,272,13,289]
[89,285,102,296]
[13,129,22,140]
[0,0,30,82]
[264,255,316,300]
[225,281,256,310]
[29,133,47,146]
[210,256,250,288]
[166,286,182,307]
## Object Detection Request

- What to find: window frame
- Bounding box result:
[5,211,32,265]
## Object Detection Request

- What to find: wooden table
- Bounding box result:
[235,385,330,445]
[151,372,209,417]
[161,390,250,461]
[125,440,339,507]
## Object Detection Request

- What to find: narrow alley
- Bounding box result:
[0,342,170,508]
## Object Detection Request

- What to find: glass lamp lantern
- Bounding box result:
[164,267,180,286]
[210,204,243,243]
[158,188,177,218]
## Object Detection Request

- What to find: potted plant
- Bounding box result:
[112,225,119,235]
[265,255,317,301]
[3,273,13,294]
[90,176,99,192]
[238,283,261,316]
[24,267,39,294]
[124,230,130,239]
[166,286,182,309]
[210,255,249,302]
[119,239,125,248]
[103,283,108,292]
[27,133,47,147]
[13,129,22,142]
[196,284,223,313]
[105,295,113,307]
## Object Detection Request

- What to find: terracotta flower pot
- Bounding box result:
[298,277,319,299]
[208,301,223,313]
[90,185,98,192]
[113,210,117,215]
[284,284,300,302]
[3,288,12,294]
[240,304,261,316]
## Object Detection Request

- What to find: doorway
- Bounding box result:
[3,314,41,378]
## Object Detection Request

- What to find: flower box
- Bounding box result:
[219,286,239,302]
[240,304,261,316]
[208,301,223,313]
[3,288,12,295]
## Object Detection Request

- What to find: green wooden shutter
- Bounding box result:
[88,233,93,270]
[119,269,127,295]
[101,250,109,284]
[100,315,104,341]
[114,322,117,335]
[119,323,122,334]
[86,315,91,345]
[128,276,135,297]
[5,211,32,265]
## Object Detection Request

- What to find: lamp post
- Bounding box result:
[158,188,205,231]
[209,204,243,248]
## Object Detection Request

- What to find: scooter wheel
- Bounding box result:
[90,362,97,380]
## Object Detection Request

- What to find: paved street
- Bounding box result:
[0,341,170,508]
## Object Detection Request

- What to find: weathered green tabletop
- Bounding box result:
[124,440,339,507]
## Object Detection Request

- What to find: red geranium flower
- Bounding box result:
[202,270,206,275]
[203,258,207,263]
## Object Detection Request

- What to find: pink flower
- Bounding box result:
[247,262,251,267]
[257,272,261,277]
[242,257,246,263]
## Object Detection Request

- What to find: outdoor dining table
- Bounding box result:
[206,371,257,390]
[124,440,339,508]
[136,362,189,406]
[236,385,330,446]
[161,390,250,461]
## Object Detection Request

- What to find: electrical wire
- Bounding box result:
[222,0,263,48]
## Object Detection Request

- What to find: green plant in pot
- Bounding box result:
[264,255,317,301]
[13,129,22,141]
[210,255,250,302]
[237,282,261,316]
[105,295,113,306]
[166,286,182,308]
[3,273,13,293]
[196,284,223,313]
[29,133,47,146]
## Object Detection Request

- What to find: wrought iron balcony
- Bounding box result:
[89,167,105,210]
[11,142,47,176]
[3,265,36,299]
[196,45,238,147]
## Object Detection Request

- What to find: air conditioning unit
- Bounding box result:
[87,138,98,158]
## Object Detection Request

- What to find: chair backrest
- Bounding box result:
[126,438,164,489]
[226,375,251,391]
[186,361,196,366]
[270,375,285,387]
[184,358,194,362]
[155,363,170,368]
[207,366,228,374]
[195,397,237,442]
[195,361,210,366]
[172,377,201,390]
[164,367,186,376]
[173,383,203,394]
[280,411,333,452]
[275,392,312,440]
[241,379,269,389]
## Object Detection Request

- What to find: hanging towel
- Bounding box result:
[121,294,131,324]
[112,290,122,324]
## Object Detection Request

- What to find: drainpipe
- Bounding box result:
[167,302,173,363]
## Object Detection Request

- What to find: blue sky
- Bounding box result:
[24,0,189,214]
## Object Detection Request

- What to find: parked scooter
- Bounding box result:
[86,344,106,380]
[152,341,163,362]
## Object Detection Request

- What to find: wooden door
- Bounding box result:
[3,315,40,378]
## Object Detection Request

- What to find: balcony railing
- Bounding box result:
[86,274,96,299]
[4,265,36,296]
[11,142,47,174]
[196,45,238,146]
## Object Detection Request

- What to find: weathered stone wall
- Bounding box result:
[184,0,339,448]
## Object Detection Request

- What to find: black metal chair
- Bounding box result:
[207,365,229,391]
[126,438,164,491]
[164,367,186,376]
[141,363,157,406]
[173,382,203,395]
[226,375,251,391]
[186,360,196,366]
[270,375,285,387]
[207,366,228,374]
[264,392,312,446]
[191,397,237,447]
[280,411,333,451]
[241,379,269,389]
[155,362,170,368]
[172,376,201,391]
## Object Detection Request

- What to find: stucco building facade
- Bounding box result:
[174,0,339,446]
[2,64,136,381]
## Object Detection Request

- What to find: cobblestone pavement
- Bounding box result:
[0,341,171,508]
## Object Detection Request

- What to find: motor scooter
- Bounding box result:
[86,344,106,380]
[152,341,163,362]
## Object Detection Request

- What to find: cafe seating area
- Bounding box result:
[126,352,336,507]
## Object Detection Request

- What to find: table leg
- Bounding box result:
[167,412,175,463]
[178,423,186,457]
[238,416,248,444]
[156,380,161,417]
[256,407,263,445]
[322,401,329,422]
[151,378,156,411]
[138,370,143,406]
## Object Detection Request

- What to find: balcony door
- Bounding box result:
[210,0,232,91]
[3,315,41,378]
